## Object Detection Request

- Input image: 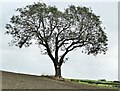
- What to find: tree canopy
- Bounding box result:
[6,2,108,77]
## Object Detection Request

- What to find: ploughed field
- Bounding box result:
[1,71,119,91]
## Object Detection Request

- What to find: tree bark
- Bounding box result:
[55,65,61,78]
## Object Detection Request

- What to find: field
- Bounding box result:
[66,78,120,88]
[1,71,120,90]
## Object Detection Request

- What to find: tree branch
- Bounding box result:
[45,41,56,64]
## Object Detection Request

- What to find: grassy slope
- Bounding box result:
[1,71,119,90]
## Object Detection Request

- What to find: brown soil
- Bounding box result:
[1,71,119,91]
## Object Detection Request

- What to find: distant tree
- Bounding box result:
[5,2,108,77]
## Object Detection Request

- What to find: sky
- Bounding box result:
[0,0,118,81]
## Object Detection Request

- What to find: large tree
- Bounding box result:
[5,2,108,77]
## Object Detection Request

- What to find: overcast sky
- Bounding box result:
[0,0,118,81]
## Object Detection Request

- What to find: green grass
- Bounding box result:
[65,78,120,89]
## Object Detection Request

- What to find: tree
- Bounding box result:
[5,2,108,77]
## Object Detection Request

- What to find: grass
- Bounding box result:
[65,78,120,89]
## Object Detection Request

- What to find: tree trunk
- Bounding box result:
[55,65,61,78]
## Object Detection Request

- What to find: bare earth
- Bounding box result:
[1,71,119,91]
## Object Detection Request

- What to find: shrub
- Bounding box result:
[98,79,106,81]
